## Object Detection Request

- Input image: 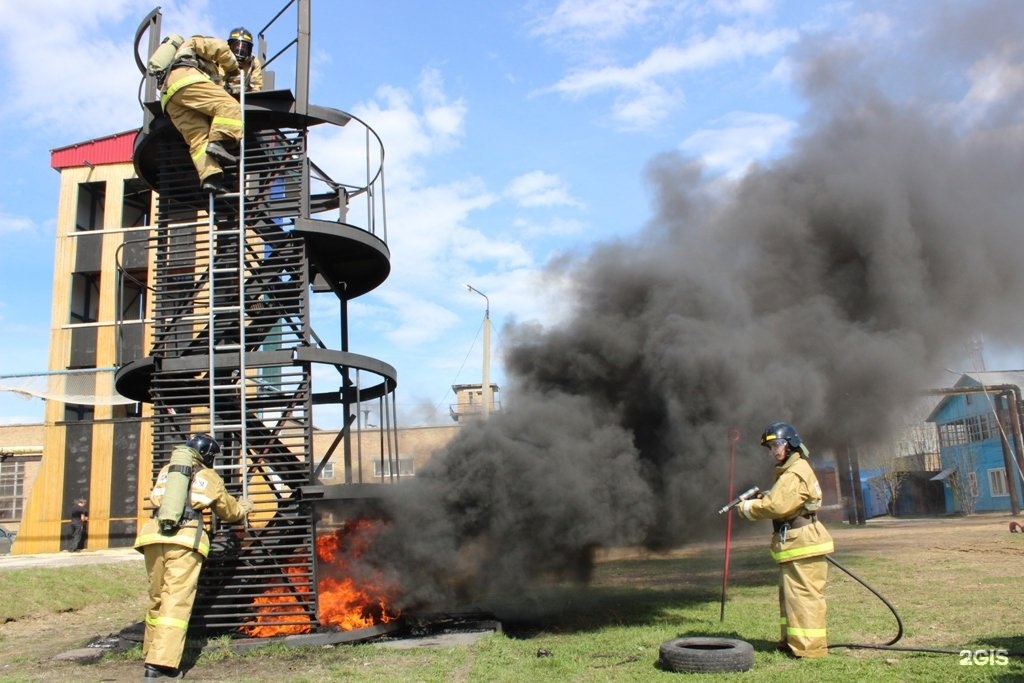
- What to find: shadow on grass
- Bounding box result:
[494,584,719,638]
[481,546,780,639]
[980,634,1024,658]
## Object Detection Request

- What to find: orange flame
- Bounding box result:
[242,562,313,637]
[242,518,401,637]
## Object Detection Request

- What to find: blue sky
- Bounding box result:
[0,0,1020,427]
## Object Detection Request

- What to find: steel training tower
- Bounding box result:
[116,1,399,634]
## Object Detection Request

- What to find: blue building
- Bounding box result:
[856,468,892,519]
[926,372,1024,514]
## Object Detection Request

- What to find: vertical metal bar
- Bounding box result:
[391,388,400,480]
[239,68,249,504]
[208,193,217,438]
[141,9,163,134]
[355,369,362,483]
[295,0,310,117]
[340,296,352,483]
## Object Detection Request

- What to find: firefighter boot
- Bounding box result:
[206,140,238,165]
[143,663,182,678]
[201,173,231,194]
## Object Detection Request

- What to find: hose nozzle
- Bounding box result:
[718,485,761,514]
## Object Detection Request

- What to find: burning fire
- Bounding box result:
[242,518,401,637]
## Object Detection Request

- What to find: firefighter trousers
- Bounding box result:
[143,543,204,669]
[165,80,243,182]
[778,555,829,657]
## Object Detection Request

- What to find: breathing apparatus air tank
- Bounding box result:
[147,33,184,77]
[157,444,196,534]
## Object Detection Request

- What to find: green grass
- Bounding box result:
[3,517,1024,681]
[0,562,145,622]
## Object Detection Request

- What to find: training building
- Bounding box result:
[0,131,499,552]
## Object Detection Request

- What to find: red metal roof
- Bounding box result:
[50,130,139,170]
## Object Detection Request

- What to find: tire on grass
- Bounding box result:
[658,636,755,674]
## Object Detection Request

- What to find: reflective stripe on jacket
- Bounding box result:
[160,35,240,108]
[740,452,835,563]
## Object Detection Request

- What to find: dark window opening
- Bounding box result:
[64,404,95,422]
[118,270,147,321]
[69,272,101,324]
[122,179,151,227]
[76,181,106,232]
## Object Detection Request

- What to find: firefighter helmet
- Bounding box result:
[186,433,220,467]
[760,421,802,451]
[227,26,254,62]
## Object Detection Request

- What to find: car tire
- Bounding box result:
[658,636,755,673]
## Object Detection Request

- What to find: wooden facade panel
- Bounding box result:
[13,422,67,553]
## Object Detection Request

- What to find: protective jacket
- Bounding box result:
[738,452,834,563]
[134,448,247,558]
[160,36,240,108]
[224,56,264,93]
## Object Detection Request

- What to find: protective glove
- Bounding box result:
[238,498,254,515]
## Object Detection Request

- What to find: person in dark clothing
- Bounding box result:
[70,498,88,551]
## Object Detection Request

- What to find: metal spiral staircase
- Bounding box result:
[116,1,399,635]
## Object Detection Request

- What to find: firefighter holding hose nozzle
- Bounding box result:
[134,434,253,679]
[735,422,834,658]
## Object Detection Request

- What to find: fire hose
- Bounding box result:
[719,495,1024,657]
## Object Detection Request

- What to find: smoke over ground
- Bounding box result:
[374,4,1024,611]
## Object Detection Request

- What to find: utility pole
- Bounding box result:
[464,284,491,419]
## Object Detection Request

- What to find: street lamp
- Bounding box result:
[464,284,491,419]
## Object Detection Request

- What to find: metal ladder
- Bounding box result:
[206,76,249,503]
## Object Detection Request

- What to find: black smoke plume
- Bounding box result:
[374,2,1024,611]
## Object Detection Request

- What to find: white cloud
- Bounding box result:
[539,24,796,128]
[0,211,36,235]
[505,171,583,208]
[512,216,587,238]
[311,68,467,191]
[0,1,159,140]
[680,111,795,177]
[707,0,776,16]
[610,83,681,129]
[548,26,796,97]
[374,289,462,347]
[963,45,1024,109]
[529,0,668,41]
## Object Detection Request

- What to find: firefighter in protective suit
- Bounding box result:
[134,434,252,679]
[156,35,244,193]
[737,422,834,658]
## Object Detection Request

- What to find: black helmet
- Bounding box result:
[760,422,802,451]
[228,26,254,62]
[186,433,220,467]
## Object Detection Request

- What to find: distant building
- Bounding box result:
[449,383,501,422]
[927,372,1024,514]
